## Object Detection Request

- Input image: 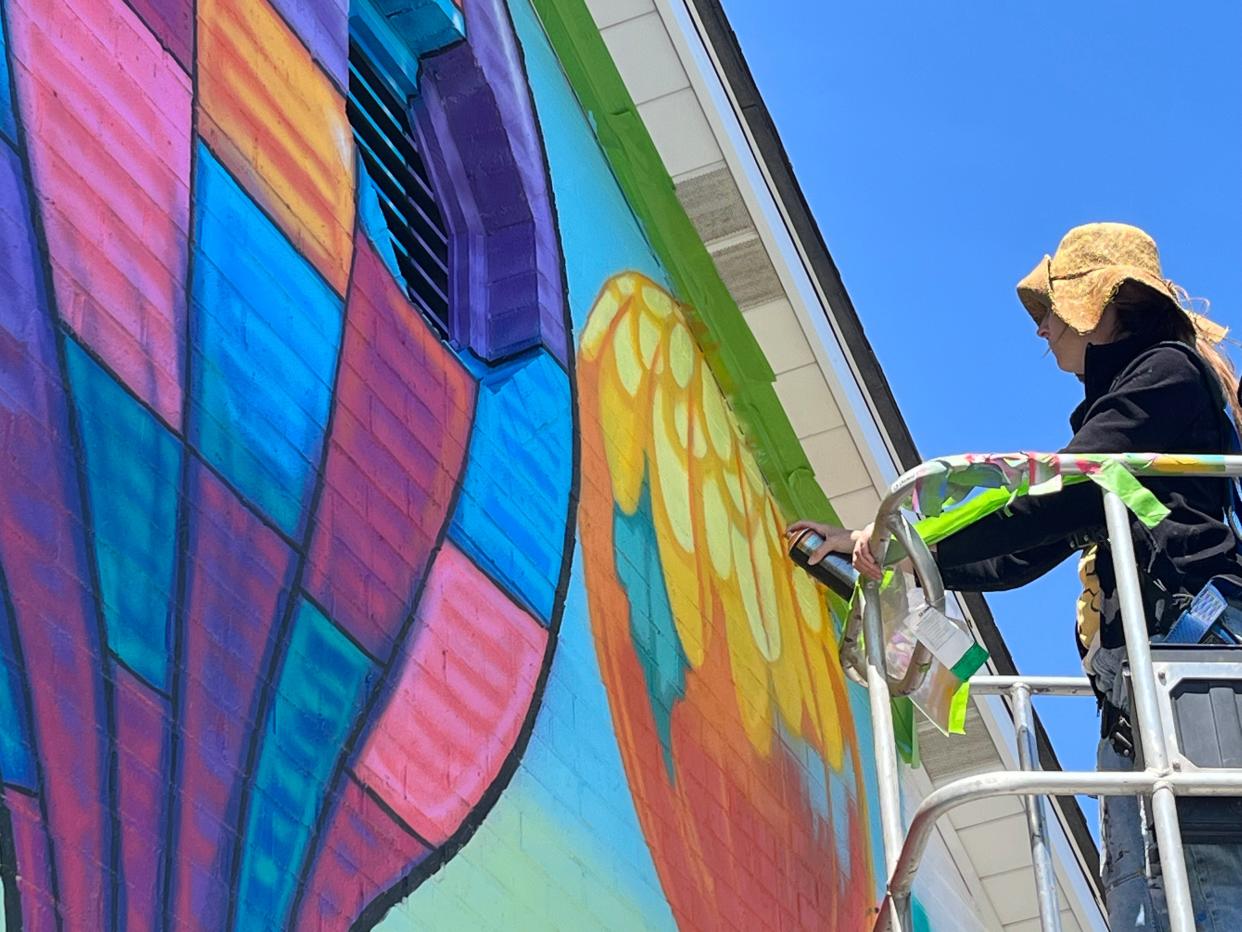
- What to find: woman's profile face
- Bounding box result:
[1036,306,1116,376]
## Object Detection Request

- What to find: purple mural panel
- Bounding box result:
[414,0,568,365]
[126,0,193,72]
[0,142,109,930]
[7,791,57,930]
[114,667,167,930]
[267,0,349,89]
[169,458,296,930]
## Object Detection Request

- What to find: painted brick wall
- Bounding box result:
[0,0,976,928]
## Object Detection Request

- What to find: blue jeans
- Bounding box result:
[1098,738,1242,930]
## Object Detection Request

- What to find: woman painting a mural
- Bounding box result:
[792,222,1242,931]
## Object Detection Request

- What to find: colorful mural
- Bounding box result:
[0,0,911,927]
[576,272,873,928]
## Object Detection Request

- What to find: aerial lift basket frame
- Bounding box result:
[849,452,1242,932]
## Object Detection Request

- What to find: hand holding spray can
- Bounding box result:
[786,528,859,600]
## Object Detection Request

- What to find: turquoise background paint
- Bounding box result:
[506,0,669,328]
[385,1,689,923]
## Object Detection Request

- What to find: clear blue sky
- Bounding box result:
[722,0,1242,833]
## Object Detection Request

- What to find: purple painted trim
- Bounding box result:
[127,0,193,73]
[412,0,568,365]
[267,0,348,89]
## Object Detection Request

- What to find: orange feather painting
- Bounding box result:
[577,271,876,929]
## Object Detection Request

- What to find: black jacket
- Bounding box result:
[935,333,1242,649]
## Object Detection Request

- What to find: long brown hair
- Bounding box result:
[1111,280,1242,436]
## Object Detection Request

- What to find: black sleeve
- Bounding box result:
[935,346,1209,587]
[938,539,1076,592]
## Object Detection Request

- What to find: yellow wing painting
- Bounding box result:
[577,272,875,929]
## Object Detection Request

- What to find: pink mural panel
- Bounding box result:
[114,666,167,931]
[7,0,191,428]
[354,542,548,845]
[305,237,475,660]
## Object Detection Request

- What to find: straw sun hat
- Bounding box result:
[1016,222,1227,344]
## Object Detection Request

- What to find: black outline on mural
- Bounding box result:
[284,303,481,928]
[353,0,583,924]
[52,309,122,932]
[158,3,201,924]
[114,0,192,76]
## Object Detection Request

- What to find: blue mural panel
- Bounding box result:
[235,597,374,931]
[190,143,344,537]
[356,160,408,294]
[0,572,34,790]
[448,350,571,623]
[65,336,182,690]
[0,15,14,145]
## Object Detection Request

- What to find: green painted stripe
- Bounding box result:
[530,0,839,529]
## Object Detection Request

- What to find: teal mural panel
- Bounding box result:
[65,336,182,690]
[0,571,34,790]
[612,482,687,779]
[235,598,374,930]
[448,350,572,623]
[0,13,13,145]
[189,142,344,537]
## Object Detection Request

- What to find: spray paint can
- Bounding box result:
[787,528,859,600]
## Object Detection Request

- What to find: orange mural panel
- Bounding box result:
[197,0,355,293]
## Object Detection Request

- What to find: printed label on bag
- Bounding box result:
[912,605,988,679]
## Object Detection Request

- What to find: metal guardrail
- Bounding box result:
[850,452,1242,932]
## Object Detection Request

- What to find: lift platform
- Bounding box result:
[846,452,1242,932]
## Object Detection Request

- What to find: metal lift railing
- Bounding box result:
[844,452,1242,932]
